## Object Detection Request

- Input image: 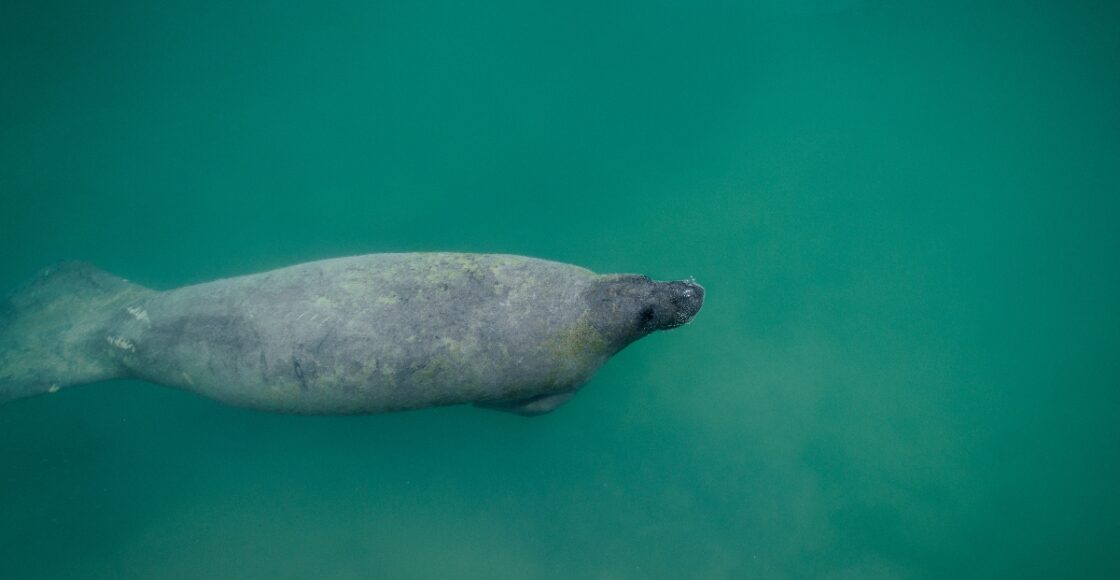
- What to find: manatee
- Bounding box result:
[0,253,704,416]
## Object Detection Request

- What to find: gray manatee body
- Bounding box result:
[0,253,704,416]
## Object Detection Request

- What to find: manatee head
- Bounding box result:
[586,274,705,354]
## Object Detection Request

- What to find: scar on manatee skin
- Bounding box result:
[106,335,136,352]
[293,358,309,390]
[126,305,150,323]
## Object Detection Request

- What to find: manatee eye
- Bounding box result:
[638,305,655,326]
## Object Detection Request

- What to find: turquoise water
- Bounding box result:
[2,1,1118,578]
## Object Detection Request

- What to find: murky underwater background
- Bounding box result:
[2,0,1118,578]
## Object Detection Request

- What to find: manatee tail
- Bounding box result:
[0,261,153,404]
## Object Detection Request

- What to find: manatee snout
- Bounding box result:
[656,279,705,329]
[587,275,705,352]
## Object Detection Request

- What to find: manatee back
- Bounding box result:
[114,253,610,413]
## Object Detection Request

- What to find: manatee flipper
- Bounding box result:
[0,261,153,404]
[475,391,576,416]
